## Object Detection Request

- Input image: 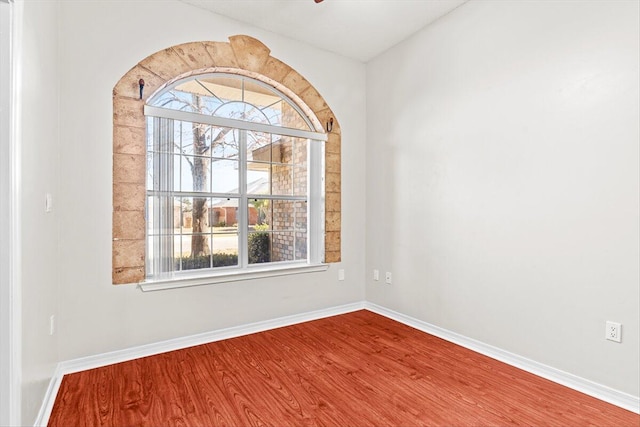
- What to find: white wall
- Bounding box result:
[18,0,61,423]
[366,0,639,396]
[56,1,366,361]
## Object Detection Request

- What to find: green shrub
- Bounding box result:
[248,231,270,264]
[176,253,238,270]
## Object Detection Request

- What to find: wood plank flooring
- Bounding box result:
[48,310,639,426]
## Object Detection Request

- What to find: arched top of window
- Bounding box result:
[148,73,315,132]
[112,36,342,285]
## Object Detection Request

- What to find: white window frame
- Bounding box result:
[140,75,327,291]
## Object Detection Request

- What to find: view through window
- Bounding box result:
[145,74,325,280]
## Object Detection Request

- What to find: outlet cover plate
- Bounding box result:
[606,321,622,343]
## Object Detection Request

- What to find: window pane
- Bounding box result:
[247,162,270,195]
[256,231,307,263]
[262,100,284,126]
[146,152,154,191]
[192,76,244,103]
[272,137,307,166]
[247,199,273,265]
[293,200,308,231]
[272,199,298,231]
[291,138,307,166]
[248,199,307,231]
[172,197,240,272]
[211,198,240,266]
[146,119,154,152]
[211,233,239,266]
[147,235,174,275]
[247,131,273,160]
[270,232,295,262]
[211,159,239,193]
[211,127,239,160]
[147,195,174,235]
[210,197,239,227]
[248,198,271,229]
[271,164,293,196]
[178,160,210,193]
[176,122,221,157]
[176,234,197,259]
[248,230,271,264]
[246,230,308,264]
[148,117,176,154]
[294,231,308,261]
[178,197,199,233]
[152,90,199,114]
[175,234,210,271]
[175,155,190,192]
[178,196,212,265]
[293,166,307,196]
[246,134,308,197]
[247,199,307,263]
[177,121,194,156]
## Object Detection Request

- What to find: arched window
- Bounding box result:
[112,36,341,288]
[145,73,326,280]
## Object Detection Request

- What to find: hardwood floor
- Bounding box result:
[48,310,639,426]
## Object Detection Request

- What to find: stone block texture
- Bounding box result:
[112,35,341,284]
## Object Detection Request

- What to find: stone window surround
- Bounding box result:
[112,35,341,285]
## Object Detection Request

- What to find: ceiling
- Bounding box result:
[180,0,468,62]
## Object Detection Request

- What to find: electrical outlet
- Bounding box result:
[385,272,392,285]
[338,269,345,281]
[45,193,53,213]
[605,321,621,343]
[373,269,379,281]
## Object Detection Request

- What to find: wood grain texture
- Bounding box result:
[48,311,639,426]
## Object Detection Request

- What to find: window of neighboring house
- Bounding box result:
[144,73,326,282]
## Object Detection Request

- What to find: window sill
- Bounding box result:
[138,263,330,292]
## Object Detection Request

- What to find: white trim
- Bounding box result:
[34,301,365,426]
[35,301,639,426]
[144,105,328,142]
[33,365,63,427]
[10,1,22,423]
[1,1,22,425]
[140,263,329,292]
[0,2,12,424]
[364,302,640,414]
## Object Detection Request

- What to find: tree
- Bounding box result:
[187,95,230,256]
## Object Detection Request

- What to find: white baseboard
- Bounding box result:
[34,300,639,426]
[364,302,640,414]
[33,364,63,427]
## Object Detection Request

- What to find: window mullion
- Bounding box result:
[239,130,248,268]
